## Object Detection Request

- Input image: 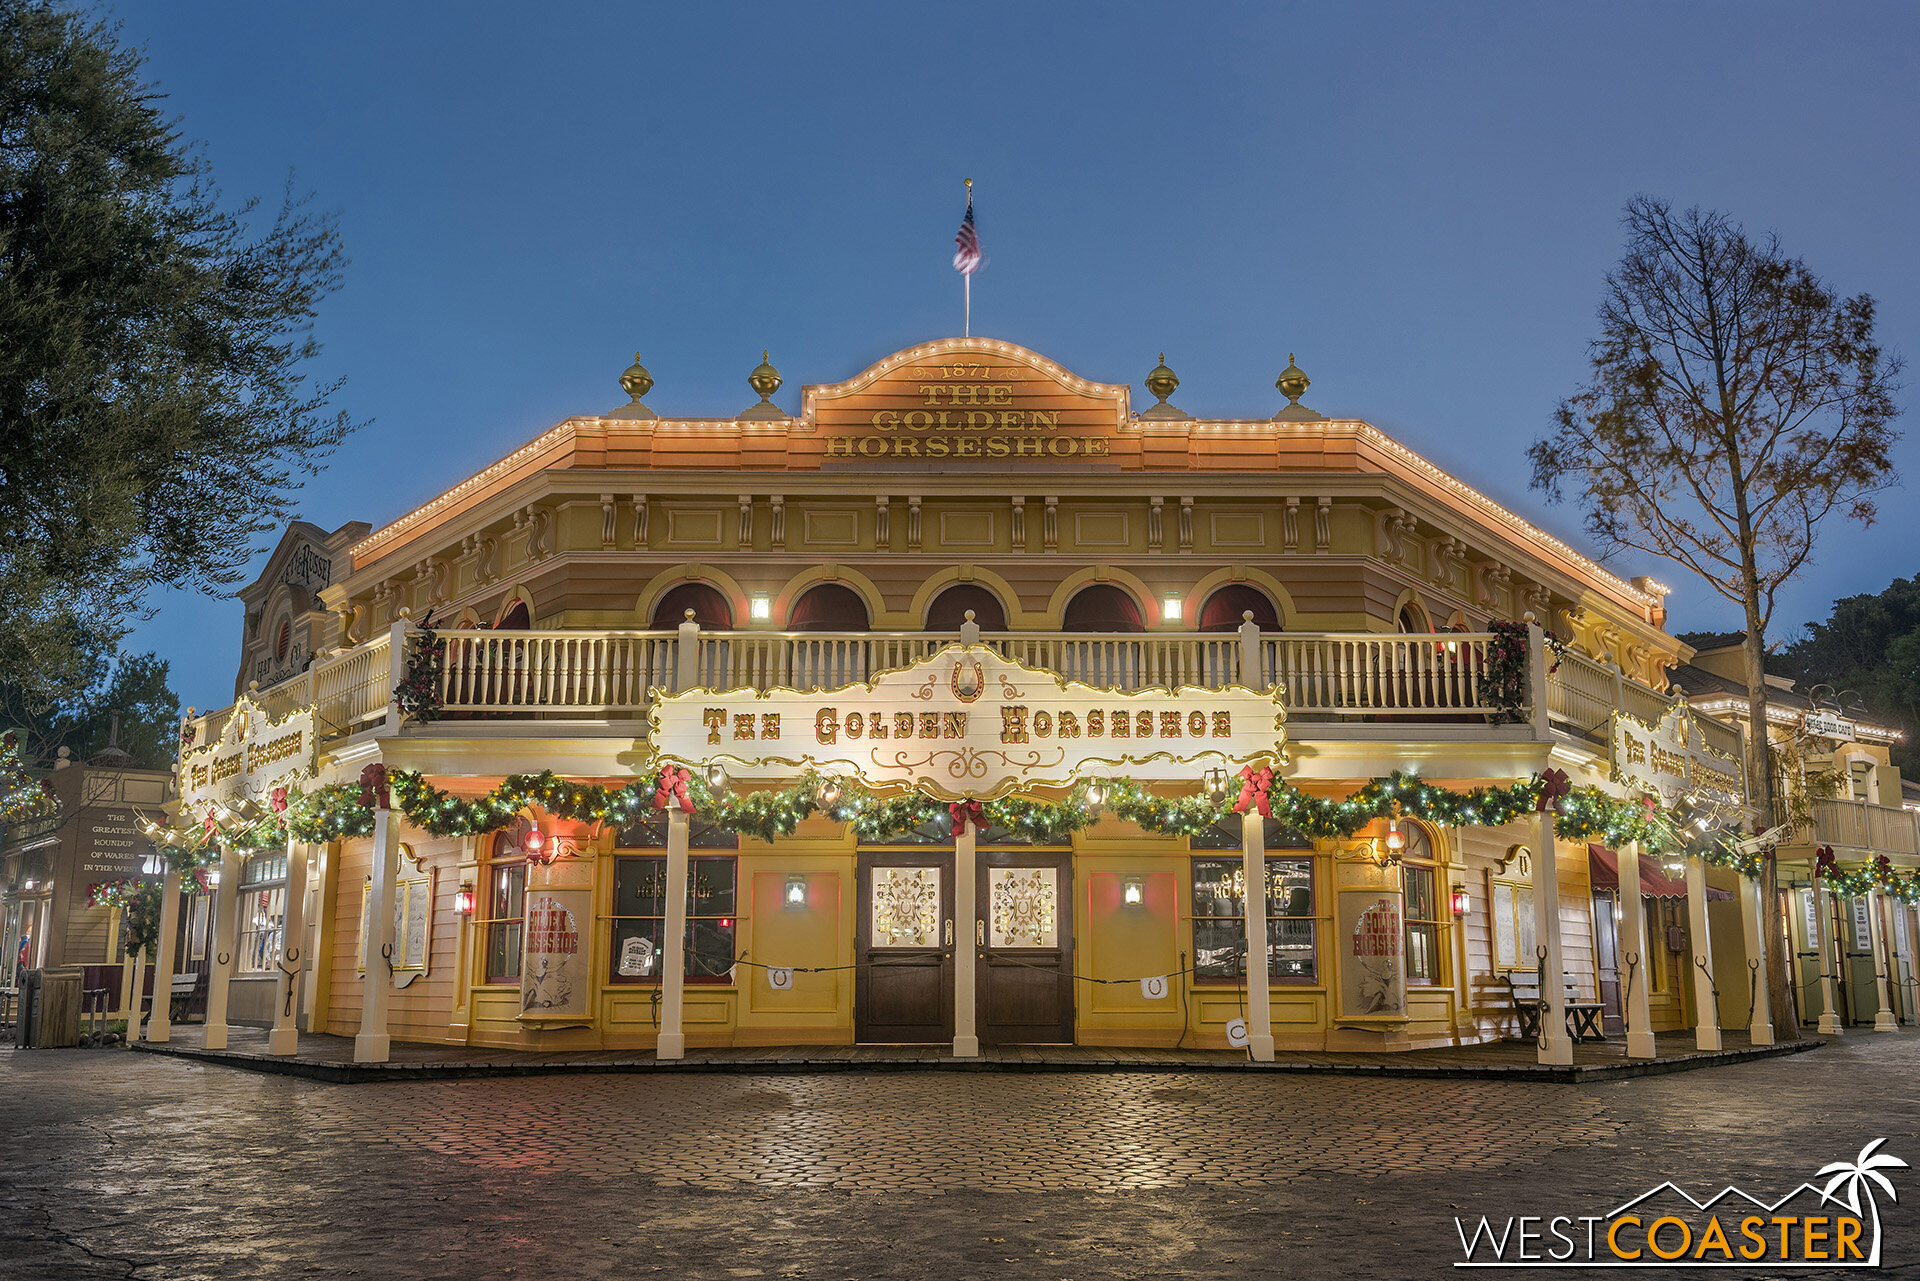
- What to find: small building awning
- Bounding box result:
[1588,844,1735,900]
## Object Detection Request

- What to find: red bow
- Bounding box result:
[203,811,217,841]
[1813,845,1836,878]
[1535,768,1571,812]
[1875,854,1893,883]
[270,786,289,815]
[1639,796,1659,822]
[359,763,391,810]
[1234,765,1273,818]
[948,799,986,834]
[653,766,694,813]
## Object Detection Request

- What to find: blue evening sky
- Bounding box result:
[112,1,1920,713]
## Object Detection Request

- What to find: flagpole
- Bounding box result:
[965,273,971,338]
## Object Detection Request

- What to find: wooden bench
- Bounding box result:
[168,972,201,1023]
[1506,972,1606,1043]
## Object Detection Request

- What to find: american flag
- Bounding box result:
[953,188,981,276]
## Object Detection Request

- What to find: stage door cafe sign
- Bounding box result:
[649,646,1288,801]
[803,341,1129,464]
[1609,704,1744,806]
[179,695,316,815]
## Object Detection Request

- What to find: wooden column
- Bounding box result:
[1615,843,1657,1058]
[1869,891,1899,1031]
[203,840,244,1050]
[1241,808,1276,1062]
[146,868,183,1043]
[1684,855,1721,1051]
[268,838,310,1055]
[1532,810,1573,1065]
[953,816,980,1058]
[354,805,399,1063]
[1739,870,1774,1045]
[1812,881,1844,1036]
[657,806,689,1059]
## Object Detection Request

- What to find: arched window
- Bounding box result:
[496,600,531,630]
[788,583,869,632]
[926,584,1007,631]
[275,619,293,662]
[1397,602,1431,634]
[1198,585,1280,632]
[649,583,731,630]
[1062,584,1144,633]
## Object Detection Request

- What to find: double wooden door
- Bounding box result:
[854,849,1074,1045]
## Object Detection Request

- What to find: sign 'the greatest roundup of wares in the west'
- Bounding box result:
[648,645,1289,801]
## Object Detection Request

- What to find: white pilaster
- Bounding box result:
[1813,883,1844,1036]
[1615,843,1657,1058]
[119,946,142,1044]
[1869,891,1899,1031]
[953,817,981,1058]
[202,840,243,1050]
[1684,856,1721,1051]
[146,869,182,1042]
[269,839,310,1055]
[1241,808,1276,1062]
[354,807,398,1063]
[1532,810,1573,1065]
[1739,869,1774,1045]
[657,806,689,1059]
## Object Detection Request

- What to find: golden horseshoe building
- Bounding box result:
[134,338,1919,1064]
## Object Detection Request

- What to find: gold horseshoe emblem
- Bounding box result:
[950,661,985,703]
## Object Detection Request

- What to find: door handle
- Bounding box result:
[976,920,985,947]
[943,918,953,946]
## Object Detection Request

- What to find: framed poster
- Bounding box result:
[520,887,591,1019]
[1338,891,1407,1018]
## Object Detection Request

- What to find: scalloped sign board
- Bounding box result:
[1610,703,1745,808]
[648,645,1288,802]
[179,695,315,817]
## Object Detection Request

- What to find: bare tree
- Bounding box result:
[1531,196,1902,1040]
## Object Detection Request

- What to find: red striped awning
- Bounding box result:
[1588,844,1734,900]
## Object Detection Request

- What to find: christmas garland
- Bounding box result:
[159,761,1920,901]
[393,625,447,724]
[1482,619,1569,725]
[0,732,59,824]
[87,878,146,909]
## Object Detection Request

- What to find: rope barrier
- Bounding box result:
[686,946,1209,988]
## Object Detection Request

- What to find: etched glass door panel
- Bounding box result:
[988,867,1058,949]
[870,866,942,948]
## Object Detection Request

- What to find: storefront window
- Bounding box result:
[1191,856,1316,981]
[1399,824,1442,985]
[235,851,288,973]
[611,855,738,982]
[483,860,526,983]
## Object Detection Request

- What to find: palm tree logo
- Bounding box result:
[1818,1138,1908,1265]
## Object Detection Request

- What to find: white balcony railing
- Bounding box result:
[1810,797,1920,856]
[185,623,1747,792]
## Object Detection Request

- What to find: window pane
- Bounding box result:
[1192,858,1243,916]
[1194,919,1245,980]
[691,857,736,916]
[1515,893,1537,968]
[687,918,736,977]
[486,921,522,981]
[1404,865,1435,923]
[612,919,662,978]
[492,864,525,919]
[616,857,666,917]
[1406,923,1439,983]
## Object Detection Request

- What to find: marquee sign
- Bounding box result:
[648,645,1287,801]
[1610,704,1745,806]
[803,340,1130,466]
[179,695,315,816]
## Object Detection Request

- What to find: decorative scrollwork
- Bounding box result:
[873,745,1065,781]
[997,674,1024,699]
[910,675,938,702]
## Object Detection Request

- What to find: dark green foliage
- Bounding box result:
[0,649,179,768]
[0,1,359,700]
[1773,576,1920,776]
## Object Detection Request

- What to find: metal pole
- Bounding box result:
[964,273,971,339]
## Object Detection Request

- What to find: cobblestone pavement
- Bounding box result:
[4,1034,1919,1280]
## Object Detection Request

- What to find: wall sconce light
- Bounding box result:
[1450,883,1469,917]
[1122,877,1145,907]
[455,883,476,917]
[750,595,771,621]
[1162,597,1182,622]
[1662,852,1688,878]
[1384,819,1406,855]
[1201,766,1230,805]
[22,878,37,891]
[785,875,807,908]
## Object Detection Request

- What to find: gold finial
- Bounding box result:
[1272,351,1326,422]
[619,352,653,403]
[740,349,785,419]
[966,177,972,189]
[1140,352,1188,420]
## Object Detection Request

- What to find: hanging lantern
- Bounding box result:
[1385,819,1406,854]
[1450,883,1469,917]
[1201,767,1230,804]
[815,776,841,808]
[703,762,730,796]
[1084,779,1108,810]
[454,883,476,917]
